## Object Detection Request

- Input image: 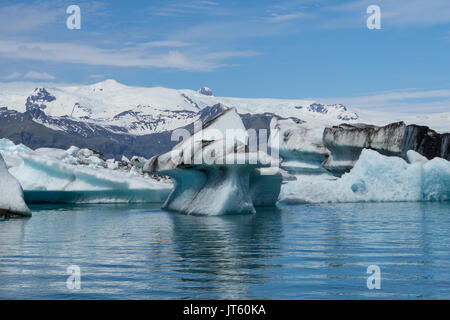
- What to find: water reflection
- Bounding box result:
[0,202,450,299]
[168,207,283,299]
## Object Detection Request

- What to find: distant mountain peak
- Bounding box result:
[89,79,127,91]
[25,87,56,117]
[198,87,213,96]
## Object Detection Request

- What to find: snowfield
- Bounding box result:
[1,79,447,136]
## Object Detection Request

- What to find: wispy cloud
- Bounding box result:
[0,40,258,72]
[149,0,220,17]
[263,0,450,30]
[0,72,22,80]
[134,41,192,48]
[319,88,450,113]
[267,12,309,23]
[0,3,60,34]
[319,0,450,29]
[0,71,56,81]
[24,71,56,80]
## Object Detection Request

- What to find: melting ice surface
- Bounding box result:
[280,149,450,204]
[0,139,171,204]
[1,202,450,299]
[0,154,30,216]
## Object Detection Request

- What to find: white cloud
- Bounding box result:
[0,40,258,72]
[0,3,59,34]
[136,41,192,48]
[24,71,56,80]
[318,88,450,113]
[150,0,220,17]
[0,72,21,80]
[267,12,309,23]
[321,0,450,29]
[263,0,450,30]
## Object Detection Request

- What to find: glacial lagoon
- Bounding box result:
[1,201,450,299]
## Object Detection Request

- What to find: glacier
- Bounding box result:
[0,139,172,204]
[279,149,450,204]
[0,153,31,217]
[144,108,282,215]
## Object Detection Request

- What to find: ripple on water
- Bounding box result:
[0,202,450,299]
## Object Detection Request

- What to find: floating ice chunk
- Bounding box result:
[280,149,450,204]
[0,138,172,204]
[145,108,281,215]
[250,168,283,207]
[323,122,450,174]
[422,157,450,201]
[0,154,31,217]
[269,117,329,175]
[407,150,428,164]
[322,122,405,174]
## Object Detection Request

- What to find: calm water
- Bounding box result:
[0,201,450,299]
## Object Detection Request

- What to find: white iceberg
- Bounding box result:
[144,108,281,215]
[280,149,450,204]
[269,117,329,176]
[0,139,172,204]
[0,153,31,217]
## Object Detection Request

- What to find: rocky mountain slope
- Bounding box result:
[0,80,448,158]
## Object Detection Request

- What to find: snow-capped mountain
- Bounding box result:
[0,79,448,159]
[1,79,449,136]
[0,79,362,136]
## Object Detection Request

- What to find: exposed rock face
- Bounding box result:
[198,87,213,96]
[26,88,56,118]
[279,148,450,204]
[323,122,405,174]
[144,108,281,215]
[402,125,450,161]
[323,122,450,174]
[305,103,359,121]
[443,135,450,160]
[0,154,31,218]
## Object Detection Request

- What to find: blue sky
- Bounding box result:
[1,0,450,113]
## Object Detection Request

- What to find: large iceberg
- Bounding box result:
[144,108,282,215]
[0,153,31,217]
[280,149,450,204]
[323,122,450,174]
[0,139,172,204]
[269,117,329,176]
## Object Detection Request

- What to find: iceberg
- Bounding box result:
[280,149,450,204]
[0,153,31,217]
[144,108,282,215]
[269,117,329,176]
[323,122,405,174]
[0,139,172,204]
[267,118,449,204]
[323,122,450,174]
